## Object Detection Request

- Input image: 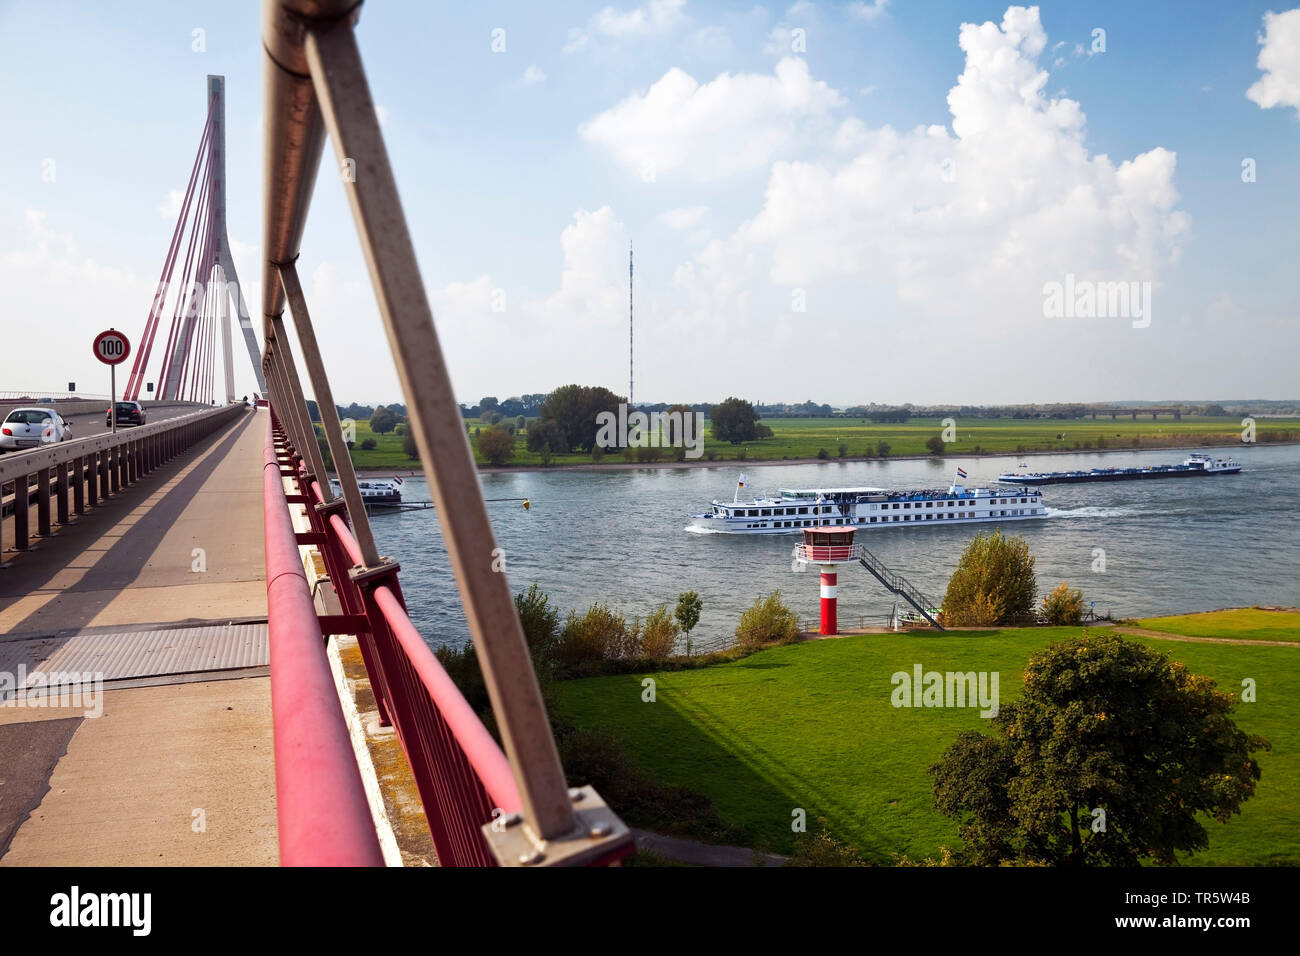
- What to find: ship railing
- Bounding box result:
[257,0,630,867]
[794,543,867,563]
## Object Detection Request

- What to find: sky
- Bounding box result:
[0,0,1297,408]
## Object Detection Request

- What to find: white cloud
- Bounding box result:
[519,64,547,87]
[1246,8,1300,115]
[580,57,845,179]
[155,189,184,220]
[847,0,890,22]
[564,0,687,53]
[682,6,1190,334]
[659,206,710,229]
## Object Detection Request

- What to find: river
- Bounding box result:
[372,443,1300,651]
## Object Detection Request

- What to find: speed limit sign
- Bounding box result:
[93,329,131,365]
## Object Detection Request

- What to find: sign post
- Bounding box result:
[93,329,131,433]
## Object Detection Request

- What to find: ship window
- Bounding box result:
[926,501,933,507]
[798,507,808,515]
[904,502,910,509]
[1020,498,1027,503]
[761,509,771,516]
[893,516,899,522]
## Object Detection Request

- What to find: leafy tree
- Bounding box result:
[538,384,622,453]
[479,396,500,413]
[674,591,702,655]
[710,397,762,444]
[403,428,419,460]
[359,438,377,451]
[526,418,568,454]
[370,405,398,434]
[837,442,848,458]
[516,415,526,432]
[477,425,515,466]
[926,436,946,455]
[482,410,503,426]
[1041,581,1084,625]
[735,591,799,648]
[941,530,1037,625]
[929,633,1270,866]
[817,447,830,459]
[876,440,891,457]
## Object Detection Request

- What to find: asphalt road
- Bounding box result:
[0,403,209,464]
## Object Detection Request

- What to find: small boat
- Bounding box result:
[329,476,403,508]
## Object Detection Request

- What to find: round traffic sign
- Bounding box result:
[93,329,131,365]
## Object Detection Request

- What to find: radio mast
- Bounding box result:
[629,241,634,407]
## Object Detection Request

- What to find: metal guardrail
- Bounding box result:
[0,404,247,561]
[256,0,631,867]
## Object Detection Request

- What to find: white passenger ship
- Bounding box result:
[688,470,1046,535]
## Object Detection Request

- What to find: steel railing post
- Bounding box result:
[275,264,381,568]
[73,456,85,515]
[37,469,52,538]
[14,477,29,550]
[303,21,577,846]
[55,461,69,526]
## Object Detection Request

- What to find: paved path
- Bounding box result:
[1107,625,1300,648]
[0,411,277,865]
[0,412,266,635]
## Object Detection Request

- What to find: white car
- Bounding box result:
[0,407,73,451]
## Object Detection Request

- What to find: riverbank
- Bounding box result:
[349,439,1289,478]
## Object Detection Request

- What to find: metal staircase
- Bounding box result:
[857,546,944,630]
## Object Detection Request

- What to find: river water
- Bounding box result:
[373,444,1300,651]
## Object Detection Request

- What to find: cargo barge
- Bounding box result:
[996,453,1241,486]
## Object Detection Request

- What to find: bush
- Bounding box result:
[641,605,680,660]
[515,583,561,675]
[590,444,605,462]
[403,428,419,460]
[359,437,377,451]
[557,603,638,674]
[1041,581,1084,625]
[876,440,891,457]
[736,447,747,461]
[941,530,1037,626]
[735,591,799,648]
[926,436,945,455]
[817,447,830,460]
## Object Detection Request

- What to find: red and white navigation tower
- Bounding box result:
[792,526,862,636]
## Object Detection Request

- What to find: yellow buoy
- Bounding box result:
[523,499,531,510]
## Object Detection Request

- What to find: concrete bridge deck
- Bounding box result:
[0,411,277,865]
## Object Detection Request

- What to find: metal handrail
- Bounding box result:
[262,417,384,866]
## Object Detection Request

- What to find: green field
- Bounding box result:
[335,415,1298,470]
[1136,608,1300,643]
[552,624,1299,865]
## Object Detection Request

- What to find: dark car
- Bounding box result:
[106,401,146,427]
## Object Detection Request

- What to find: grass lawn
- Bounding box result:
[333,415,1298,470]
[552,627,1299,865]
[1135,607,1300,643]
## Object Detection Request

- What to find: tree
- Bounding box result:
[403,428,419,460]
[735,591,799,648]
[674,591,702,656]
[526,418,568,454]
[538,384,622,453]
[941,530,1036,626]
[479,396,500,413]
[925,436,946,455]
[370,405,398,434]
[477,425,515,466]
[515,415,526,432]
[710,397,762,444]
[929,633,1269,866]
[876,440,891,457]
